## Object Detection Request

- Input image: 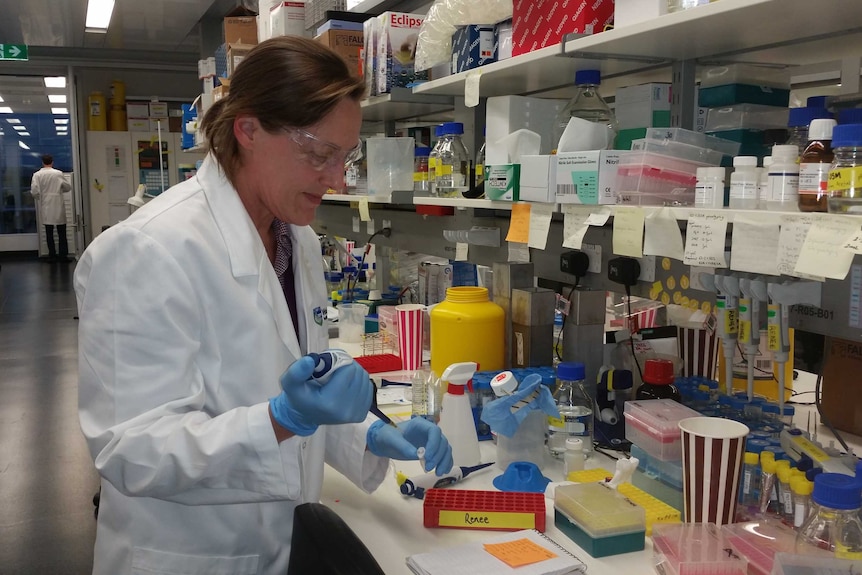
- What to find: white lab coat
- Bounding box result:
[75,155,388,575]
[31,166,71,225]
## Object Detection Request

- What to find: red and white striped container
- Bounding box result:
[677,326,719,378]
[396,304,424,370]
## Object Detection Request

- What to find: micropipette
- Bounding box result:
[397,462,496,499]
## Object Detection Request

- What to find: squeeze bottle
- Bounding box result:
[438,362,481,467]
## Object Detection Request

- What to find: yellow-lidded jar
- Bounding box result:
[430,286,504,377]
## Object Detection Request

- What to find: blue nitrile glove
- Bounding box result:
[366,418,454,476]
[480,374,560,438]
[269,355,373,437]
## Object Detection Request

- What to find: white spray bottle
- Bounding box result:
[438,362,481,468]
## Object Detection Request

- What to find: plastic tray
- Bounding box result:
[705,104,791,131]
[631,138,725,166]
[722,521,803,575]
[624,399,702,461]
[615,165,696,206]
[554,482,645,539]
[355,353,402,373]
[631,443,684,489]
[645,127,741,157]
[652,523,747,575]
[423,489,546,532]
[619,149,708,175]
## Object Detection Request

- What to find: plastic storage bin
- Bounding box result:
[615,165,698,206]
[554,482,646,557]
[706,104,791,131]
[722,521,808,575]
[623,399,702,461]
[645,127,741,157]
[631,138,726,165]
[652,523,747,575]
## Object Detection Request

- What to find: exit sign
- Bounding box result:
[0,44,28,61]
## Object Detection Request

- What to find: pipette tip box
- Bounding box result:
[652,523,747,575]
[422,489,545,532]
[624,399,702,461]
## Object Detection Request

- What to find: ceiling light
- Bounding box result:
[7,118,20,124]
[51,107,69,115]
[86,0,115,31]
[0,95,3,102]
[19,132,30,136]
[48,94,67,104]
[44,77,66,88]
[19,141,29,150]
[0,107,13,114]
[13,125,25,131]
[54,119,69,125]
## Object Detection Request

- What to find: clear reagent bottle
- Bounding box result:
[435,122,471,199]
[555,69,618,152]
[796,472,862,559]
[826,123,862,214]
[548,361,593,459]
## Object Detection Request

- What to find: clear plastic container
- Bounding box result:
[548,361,594,458]
[435,122,470,198]
[563,437,585,477]
[428,125,443,196]
[728,155,760,209]
[798,118,836,212]
[796,472,862,559]
[695,166,726,208]
[652,523,747,575]
[413,146,431,194]
[706,104,791,131]
[555,69,618,151]
[623,399,701,461]
[630,443,683,489]
[646,127,741,157]
[826,124,862,214]
[631,138,725,165]
[765,144,800,211]
[615,165,697,206]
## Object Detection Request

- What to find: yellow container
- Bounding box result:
[88,91,107,131]
[110,80,126,106]
[108,104,127,131]
[430,286,504,377]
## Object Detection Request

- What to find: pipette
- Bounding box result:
[713,272,740,396]
[397,462,496,499]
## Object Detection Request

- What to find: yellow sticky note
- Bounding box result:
[358,197,371,222]
[666,276,676,290]
[506,203,532,244]
[483,538,557,568]
[680,274,690,289]
[661,292,671,306]
[612,206,645,257]
[455,242,469,261]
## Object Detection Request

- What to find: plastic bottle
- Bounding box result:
[635,359,682,402]
[728,156,760,209]
[437,362,482,468]
[791,476,814,529]
[555,69,618,152]
[740,451,761,507]
[796,472,862,558]
[548,361,593,459]
[435,122,471,198]
[786,104,832,151]
[758,156,772,210]
[428,125,443,196]
[695,166,726,208]
[464,137,486,199]
[765,144,800,211]
[564,438,585,477]
[798,118,836,212]
[776,460,794,524]
[413,146,431,194]
[826,124,862,214]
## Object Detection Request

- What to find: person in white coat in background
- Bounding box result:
[30,153,72,261]
[74,36,453,575]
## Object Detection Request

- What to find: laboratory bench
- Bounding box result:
[322,340,862,574]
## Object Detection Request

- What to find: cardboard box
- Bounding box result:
[317,20,364,35]
[512,0,614,57]
[496,20,513,60]
[224,6,258,44]
[363,17,379,97]
[270,1,306,38]
[126,102,149,118]
[212,85,229,102]
[227,43,255,76]
[556,150,624,204]
[615,83,672,130]
[316,29,364,77]
[614,0,667,28]
[451,25,497,74]
[149,101,168,118]
[376,12,428,93]
[485,164,521,201]
[150,118,169,133]
[127,118,150,132]
[519,155,557,203]
[169,116,183,133]
[821,337,862,435]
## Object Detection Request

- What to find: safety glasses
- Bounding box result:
[288,128,363,171]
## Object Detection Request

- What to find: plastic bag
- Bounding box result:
[414,0,513,71]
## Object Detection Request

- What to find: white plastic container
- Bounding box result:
[438,362,481,467]
[695,166,726,208]
[766,145,800,212]
[758,156,772,210]
[728,156,760,209]
[564,437,585,477]
[623,399,701,461]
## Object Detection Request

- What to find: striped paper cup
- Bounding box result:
[679,417,749,525]
[677,327,719,378]
[396,304,425,371]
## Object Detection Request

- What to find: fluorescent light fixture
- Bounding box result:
[48,94,67,103]
[51,107,69,115]
[86,0,115,31]
[19,141,29,150]
[54,118,69,125]
[0,107,13,114]
[19,132,30,136]
[13,125,25,130]
[0,95,3,102]
[44,77,66,88]
[7,118,20,123]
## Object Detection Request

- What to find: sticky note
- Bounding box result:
[528,203,554,250]
[612,206,645,257]
[465,70,481,108]
[506,203,531,244]
[777,215,824,281]
[455,242,468,261]
[795,216,860,280]
[683,213,728,268]
[562,205,591,250]
[730,215,780,276]
[643,207,684,260]
[358,197,371,222]
[483,538,557,568]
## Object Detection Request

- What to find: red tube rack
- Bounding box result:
[355,354,403,373]
[423,489,546,532]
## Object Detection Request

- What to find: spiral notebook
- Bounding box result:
[405,529,586,575]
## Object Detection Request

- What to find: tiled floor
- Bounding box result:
[0,256,98,574]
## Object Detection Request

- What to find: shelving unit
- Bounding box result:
[360,88,454,123]
[323,190,414,204]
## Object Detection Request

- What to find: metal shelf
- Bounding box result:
[360,88,454,123]
[322,190,414,205]
[412,196,520,211]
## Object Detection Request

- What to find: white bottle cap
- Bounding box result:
[565,438,583,451]
[733,155,758,167]
[772,144,798,160]
[491,371,519,396]
[808,118,837,141]
[368,289,382,301]
[697,166,726,181]
[762,156,773,168]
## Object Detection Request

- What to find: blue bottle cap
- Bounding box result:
[762,404,780,415]
[556,361,585,381]
[787,106,832,128]
[575,69,601,86]
[745,439,771,454]
[839,108,862,125]
[434,125,443,137]
[811,473,862,510]
[833,124,862,147]
[440,122,464,136]
[415,146,431,157]
[807,96,829,108]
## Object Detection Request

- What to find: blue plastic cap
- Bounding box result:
[787,106,832,128]
[839,108,862,125]
[415,146,431,156]
[575,69,601,86]
[440,122,464,135]
[557,361,585,381]
[833,124,862,147]
[434,125,443,137]
[745,439,771,453]
[718,395,733,406]
[762,404,779,414]
[807,96,829,108]
[812,473,862,510]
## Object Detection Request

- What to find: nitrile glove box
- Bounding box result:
[555,150,624,205]
[615,83,672,130]
[519,155,557,203]
[485,165,520,201]
[451,25,497,74]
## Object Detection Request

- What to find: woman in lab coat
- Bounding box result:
[75,37,452,575]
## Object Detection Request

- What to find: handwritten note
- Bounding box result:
[644,207,684,260]
[508,241,531,263]
[483,538,557,568]
[613,206,645,257]
[843,232,862,254]
[730,215,780,276]
[506,203,531,243]
[777,214,824,281]
[455,242,468,261]
[586,207,612,226]
[683,212,728,268]
[562,205,592,249]
[528,203,554,250]
[795,216,861,280]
